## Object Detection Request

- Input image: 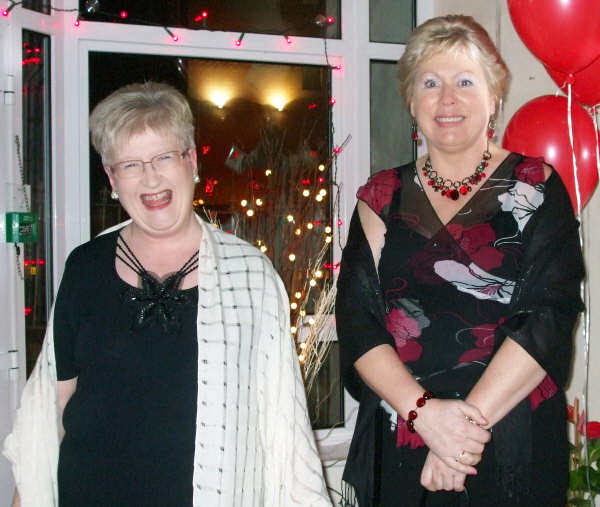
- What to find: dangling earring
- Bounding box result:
[411,121,419,141]
[487,116,496,140]
[193,174,200,183]
[111,190,119,200]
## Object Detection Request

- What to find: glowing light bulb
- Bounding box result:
[308,317,316,326]
[120,10,128,18]
[333,146,342,154]
[299,342,307,350]
[319,189,327,196]
[265,169,272,176]
[329,97,336,105]
[327,16,335,24]
[246,209,254,217]
[255,198,263,206]
[260,245,267,253]
[315,195,323,202]
[287,214,294,222]
[306,222,314,230]
[309,279,317,287]
[300,309,306,317]
[295,228,302,236]
[74,19,81,26]
[295,291,302,299]
[325,226,332,233]
[318,164,325,171]
[315,270,323,278]
[302,189,310,197]
[318,176,325,183]
[337,219,343,226]
[325,236,332,243]
[289,253,296,262]
[298,353,306,362]
[241,199,247,207]
[291,326,297,334]
[290,302,298,310]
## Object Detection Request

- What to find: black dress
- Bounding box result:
[53,230,198,506]
[336,154,585,506]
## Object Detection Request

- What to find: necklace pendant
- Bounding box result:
[449,189,460,200]
[459,185,470,195]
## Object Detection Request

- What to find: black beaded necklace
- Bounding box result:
[422,150,491,201]
[116,233,199,334]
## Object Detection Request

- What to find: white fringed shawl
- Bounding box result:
[3,218,331,506]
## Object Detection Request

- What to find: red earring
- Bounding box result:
[411,121,419,141]
[487,117,496,139]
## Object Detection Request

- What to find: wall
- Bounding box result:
[429,0,600,421]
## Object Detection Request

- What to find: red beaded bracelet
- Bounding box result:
[406,391,434,433]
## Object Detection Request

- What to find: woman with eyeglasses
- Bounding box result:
[4,82,331,507]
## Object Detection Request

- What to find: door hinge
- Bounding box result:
[0,348,19,372]
[3,74,15,105]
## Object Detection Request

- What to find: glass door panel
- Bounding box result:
[22,29,53,375]
[88,51,343,428]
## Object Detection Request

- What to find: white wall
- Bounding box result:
[430,0,600,421]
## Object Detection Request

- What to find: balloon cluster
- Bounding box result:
[503,0,600,212]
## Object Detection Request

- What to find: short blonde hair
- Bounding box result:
[90,81,196,165]
[398,15,510,114]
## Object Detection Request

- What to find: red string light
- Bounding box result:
[74,19,80,26]
[327,16,335,24]
[329,97,336,105]
[120,10,128,19]
[194,10,208,22]
[235,33,245,47]
[2,9,9,16]
[285,35,292,45]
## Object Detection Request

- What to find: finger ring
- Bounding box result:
[455,450,465,463]
[465,416,475,424]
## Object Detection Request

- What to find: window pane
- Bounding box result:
[89,52,341,426]
[370,0,414,44]
[370,60,414,173]
[80,0,341,39]
[22,30,53,375]
[307,342,343,429]
[22,0,51,15]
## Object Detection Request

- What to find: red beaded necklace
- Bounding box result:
[422,150,491,201]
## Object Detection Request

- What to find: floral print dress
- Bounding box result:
[350,153,582,506]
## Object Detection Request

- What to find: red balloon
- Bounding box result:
[503,95,598,212]
[507,0,600,74]
[545,56,600,106]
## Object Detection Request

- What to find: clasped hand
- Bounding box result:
[414,399,490,492]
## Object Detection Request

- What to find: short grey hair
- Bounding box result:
[398,15,510,115]
[90,81,196,165]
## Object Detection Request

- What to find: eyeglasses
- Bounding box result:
[110,149,189,179]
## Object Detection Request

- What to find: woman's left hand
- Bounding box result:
[421,450,467,492]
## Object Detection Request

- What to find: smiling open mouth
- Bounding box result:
[436,116,464,123]
[141,190,172,208]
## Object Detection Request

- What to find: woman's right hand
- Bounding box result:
[413,398,491,474]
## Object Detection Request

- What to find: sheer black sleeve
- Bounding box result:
[335,208,395,401]
[496,171,585,387]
